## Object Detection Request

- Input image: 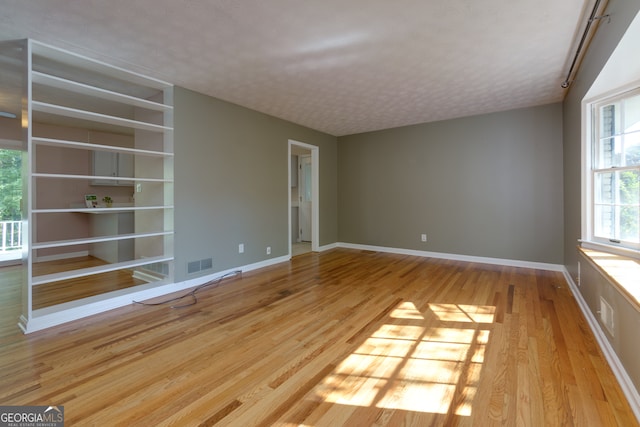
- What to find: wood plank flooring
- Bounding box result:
[0,249,637,426]
[31,256,145,309]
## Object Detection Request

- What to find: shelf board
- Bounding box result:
[32,71,173,112]
[32,255,174,286]
[31,40,172,91]
[33,206,174,214]
[32,231,174,250]
[32,101,172,133]
[32,173,173,183]
[32,137,173,157]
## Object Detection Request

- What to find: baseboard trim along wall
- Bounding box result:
[562,270,640,422]
[336,242,565,272]
[317,242,338,251]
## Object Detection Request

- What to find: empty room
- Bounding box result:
[0,0,639,425]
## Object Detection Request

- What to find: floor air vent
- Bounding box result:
[187,258,213,274]
[599,297,615,336]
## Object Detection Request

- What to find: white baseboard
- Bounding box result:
[132,270,164,283]
[241,254,290,272]
[20,254,291,334]
[563,269,640,422]
[317,242,338,252]
[336,242,565,271]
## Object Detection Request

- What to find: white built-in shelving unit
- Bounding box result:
[9,39,175,332]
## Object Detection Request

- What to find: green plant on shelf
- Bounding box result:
[102,196,113,207]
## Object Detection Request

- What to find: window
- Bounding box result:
[590,89,640,252]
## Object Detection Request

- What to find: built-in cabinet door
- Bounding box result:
[92,151,133,186]
[92,151,118,185]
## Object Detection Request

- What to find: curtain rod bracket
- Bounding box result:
[589,14,611,24]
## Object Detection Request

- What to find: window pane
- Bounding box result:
[597,137,613,168]
[594,205,614,239]
[597,136,623,168]
[619,170,639,205]
[600,104,619,137]
[620,206,639,242]
[624,132,640,166]
[595,172,614,203]
[594,169,639,242]
[624,93,640,133]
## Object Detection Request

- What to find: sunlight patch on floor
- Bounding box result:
[429,303,496,323]
[313,301,495,416]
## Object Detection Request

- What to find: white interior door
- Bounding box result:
[298,155,312,242]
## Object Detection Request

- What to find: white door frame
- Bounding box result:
[288,140,319,255]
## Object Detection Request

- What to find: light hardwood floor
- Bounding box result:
[31,256,145,309]
[0,249,637,426]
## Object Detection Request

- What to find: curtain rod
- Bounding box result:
[562,0,610,89]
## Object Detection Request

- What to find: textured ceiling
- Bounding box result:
[0,0,590,136]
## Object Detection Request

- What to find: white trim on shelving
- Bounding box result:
[32,71,173,112]
[32,173,172,183]
[32,255,174,286]
[32,101,172,133]
[33,206,174,214]
[32,231,173,250]
[33,137,173,157]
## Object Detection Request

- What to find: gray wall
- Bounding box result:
[173,87,337,282]
[338,103,564,264]
[562,0,640,394]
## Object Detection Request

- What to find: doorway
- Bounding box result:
[289,140,318,257]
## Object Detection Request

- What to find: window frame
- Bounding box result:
[583,86,640,257]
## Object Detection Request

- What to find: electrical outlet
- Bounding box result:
[266,246,271,255]
[238,243,244,254]
[421,234,427,242]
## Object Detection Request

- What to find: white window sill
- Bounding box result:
[578,246,640,310]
